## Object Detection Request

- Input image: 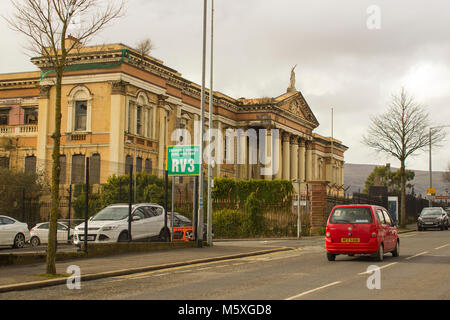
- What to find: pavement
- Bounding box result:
[0,224,417,293]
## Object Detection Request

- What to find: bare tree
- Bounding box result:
[5,0,125,275]
[135,38,155,58]
[363,88,446,227]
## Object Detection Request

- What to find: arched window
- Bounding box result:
[0,156,10,169]
[60,155,67,184]
[24,155,36,174]
[145,159,152,174]
[67,86,92,133]
[136,157,143,173]
[125,155,133,175]
[90,153,101,184]
[71,154,85,184]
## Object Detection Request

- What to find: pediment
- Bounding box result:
[279,92,319,127]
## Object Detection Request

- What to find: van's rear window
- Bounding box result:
[329,207,373,224]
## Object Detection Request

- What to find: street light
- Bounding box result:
[125,139,137,203]
[429,125,450,206]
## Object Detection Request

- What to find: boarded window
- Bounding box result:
[24,155,36,174]
[71,154,85,184]
[90,154,101,184]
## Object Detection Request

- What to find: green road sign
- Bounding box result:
[167,145,200,176]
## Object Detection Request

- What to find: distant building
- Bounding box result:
[0,41,347,194]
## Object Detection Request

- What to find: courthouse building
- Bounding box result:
[0,40,347,194]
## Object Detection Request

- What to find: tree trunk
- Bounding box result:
[46,69,63,275]
[400,160,406,228]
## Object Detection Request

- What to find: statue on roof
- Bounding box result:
[288,64,297,92]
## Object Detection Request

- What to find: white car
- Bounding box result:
[0,215,30,248]
[30,222,75,246]
[73,203,171,245]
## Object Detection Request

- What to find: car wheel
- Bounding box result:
[158,228,170,242]
[374,244,384,262]
[440,224,444,231]
[326,252,336,261]
[118,231,129,242]
[13,233,26,249]
[392,240,400,257]
[30,236,40,247]
[417,226,422,231]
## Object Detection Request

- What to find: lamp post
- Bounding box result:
[429,125,450,206]
[125,140,137,203]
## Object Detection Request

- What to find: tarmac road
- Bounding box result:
[0,229,448,300]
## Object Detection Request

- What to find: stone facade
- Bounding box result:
[0,42,348,194]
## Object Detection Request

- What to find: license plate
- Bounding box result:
[79,235,95,241]
[425,222,434,225]
[341,238,360,243]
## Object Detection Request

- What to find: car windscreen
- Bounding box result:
[329,207,373,224]
[420,209,442,216]
[91,207,129,221]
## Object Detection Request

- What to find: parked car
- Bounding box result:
[30,222,75,246]
[168,212,213,241]
[0,215,30,248]
[417,207,449,231]
[325,205,399,262]
[73,203,170,245]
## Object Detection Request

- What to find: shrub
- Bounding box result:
[212,209,244,238]
[242,192,265,236]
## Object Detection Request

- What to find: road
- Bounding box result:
[0,230,448,300]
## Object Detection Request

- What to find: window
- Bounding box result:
[125,155,133,175]
[24,108,38,124]
[24,156,36,174]
[136,105,142,135]
[57,224,68,231]
[89,154,101,184]
[382,210,393,226]
[0,157,10,169]
[0,110,9,125]
[75,101,87,131]
[376,209,385,224]
[329,207,373,224]
[0,217,15,225]
[136,157,142,173]
[145,159,152,173]
[133,208,146,220]
[60,155,67,185]
[71,154,85,184]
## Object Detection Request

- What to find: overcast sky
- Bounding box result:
[1,0,449,171]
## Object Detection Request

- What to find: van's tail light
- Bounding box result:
[326,228,331,238]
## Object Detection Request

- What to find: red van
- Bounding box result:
[325,205,399,261]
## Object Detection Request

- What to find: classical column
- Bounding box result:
[109,81,127,176]
[275,130,282,180]
[290,136,299,181]
[282,132,290,180]
[157,95,169,177]
[238,130,248,180]
[305,140,313,182]
[263,129,273,180]
[37,85,51,175]
[298,139,306,182]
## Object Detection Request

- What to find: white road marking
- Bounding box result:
[405,251,428,260]
[357,262,398,275]
[286,281,342,300]
[434,244,450,250]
